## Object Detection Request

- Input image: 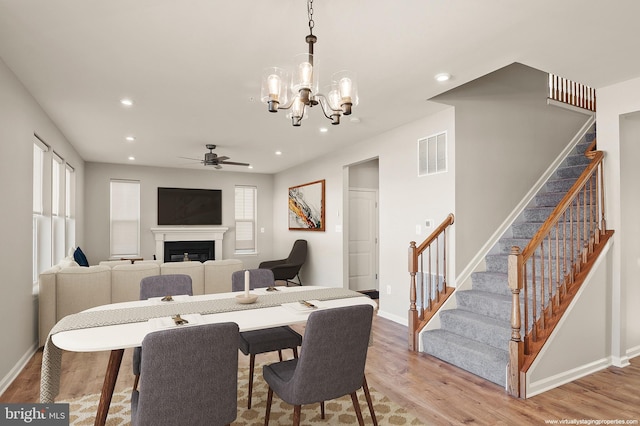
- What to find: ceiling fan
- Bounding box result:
[181,144,250,169]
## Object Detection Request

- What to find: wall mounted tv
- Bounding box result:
[157,187,222,225]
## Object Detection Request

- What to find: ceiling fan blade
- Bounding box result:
[220,160,250,166]
[178,156,203,161]
[216,155,229,162]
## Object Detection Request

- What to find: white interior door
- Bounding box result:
[348,189,378,292]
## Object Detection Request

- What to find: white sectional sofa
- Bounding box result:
[38,259,243,347]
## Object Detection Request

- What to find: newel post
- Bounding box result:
[507,246,524,397]
[408,241,418,351]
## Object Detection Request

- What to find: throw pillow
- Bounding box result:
[73,246,89,267]
[59,256,80,269]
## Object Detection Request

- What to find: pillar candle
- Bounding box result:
[244,270,250,297]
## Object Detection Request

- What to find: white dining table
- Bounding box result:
[45,285,377,426]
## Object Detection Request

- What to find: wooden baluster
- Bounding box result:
[507,247,523,397]
[531,255,538,342]
[561,211,568,297]
[427,246,432,312]
[442,229,448,295]
[408,242,418,351]
[539,245,545,332]
[435,236,440,303]
[599,160,606,232]
[420,252,425,318]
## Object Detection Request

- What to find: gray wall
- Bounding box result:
[0,57,85,391]
[84,162,275,268]
[432,63,589,274]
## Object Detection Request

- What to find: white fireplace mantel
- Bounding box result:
[151,227,228,261]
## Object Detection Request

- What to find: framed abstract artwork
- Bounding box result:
[288,179,325,231]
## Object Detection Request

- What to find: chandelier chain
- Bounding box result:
[307,0,314,34]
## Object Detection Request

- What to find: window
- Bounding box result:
[235,186,257,253]
[65,164,76,254]
[51,153,65,264]
[418,131,447,176]
[33,137,50,284]
[110,180,140,257]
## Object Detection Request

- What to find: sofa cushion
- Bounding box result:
[160,262,205,295]
[111,263,161,303]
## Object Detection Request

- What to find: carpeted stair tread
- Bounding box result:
[469,271,510,296]
[422,329,508,386]
[455,290,512,322]
[439,309,511,351]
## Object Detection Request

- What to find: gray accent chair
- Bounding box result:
[258,239,307,286]
[131,322,239,426]
[263,304,375,426]
[132,274,193,390]
[231,269,303,409]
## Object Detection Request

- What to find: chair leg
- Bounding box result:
[293,405,302,426]
[320,401,325,419]
[248,354,256,409]
[293,347,299,359]
[277,350,283,362]
[362,375,378,426]
[264,387,273,426]
[132,374,139,391]
[350,392,365,426]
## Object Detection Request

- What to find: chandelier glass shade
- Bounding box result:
[260,0,358,127]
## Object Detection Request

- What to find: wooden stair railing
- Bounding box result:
[549,73,596,112]
[507,142,614,397]
[408,213,455,351]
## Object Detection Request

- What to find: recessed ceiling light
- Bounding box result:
[120,98,134,107]
[275,151,282,156]
[125,136,136,142]
[319,127,328,133]
[435,73,451,82]
[128,156,135,161]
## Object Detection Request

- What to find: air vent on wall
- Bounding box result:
[418,131,447,176]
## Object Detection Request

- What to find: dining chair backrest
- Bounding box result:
[131,322,239,426]
[139,274,193,300]
[282,304,373,404]
[231,269,275,292]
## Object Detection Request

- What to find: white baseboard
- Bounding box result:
[377,309,408,327]
[526,356,611,397]
[0,343,38,397]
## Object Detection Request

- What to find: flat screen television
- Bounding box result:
[157,187,222,225]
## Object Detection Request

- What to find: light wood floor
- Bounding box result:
[2,314,639,425]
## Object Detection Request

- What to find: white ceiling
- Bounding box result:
[1,0,639,174]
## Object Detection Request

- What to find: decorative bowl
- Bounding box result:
[235,294,258,304]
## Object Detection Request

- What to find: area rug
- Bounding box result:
[60,366,425,425]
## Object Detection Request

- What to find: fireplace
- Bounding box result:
[164,240,214,263]
[151,226,228,262]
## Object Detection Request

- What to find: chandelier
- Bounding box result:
[261,0,358,127]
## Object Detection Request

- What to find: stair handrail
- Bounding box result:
[507,143,613,397]
[408,213,455,351]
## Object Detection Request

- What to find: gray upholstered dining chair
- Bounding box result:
[131,322,239,426]
[263,304,375,426]
[132,274,193,390]
[231,269,303,409]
